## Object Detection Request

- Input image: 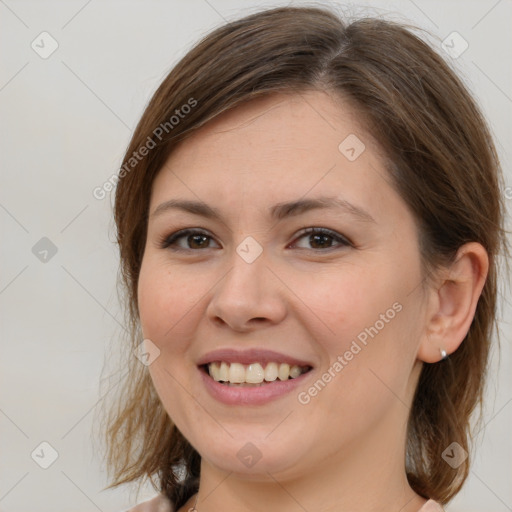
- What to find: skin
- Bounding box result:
[137,90,489,512]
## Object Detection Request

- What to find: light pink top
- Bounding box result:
[418,500,445,511]
[125,495,444,511]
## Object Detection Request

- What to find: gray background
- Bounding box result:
[0,1,510,511]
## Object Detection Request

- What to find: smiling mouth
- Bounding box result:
[201,361,313,386]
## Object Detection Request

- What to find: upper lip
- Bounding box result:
[197,348,314,368]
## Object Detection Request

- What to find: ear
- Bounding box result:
[417,242,489,363]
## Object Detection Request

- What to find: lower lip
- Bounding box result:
[199,366,312,406]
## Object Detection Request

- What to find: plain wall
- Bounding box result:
[1,1,510,511]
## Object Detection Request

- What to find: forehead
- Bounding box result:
[154,92,378,186]
[174,91,368,160]
[149,91,411,234]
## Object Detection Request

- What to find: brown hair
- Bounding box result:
[100,5,510,508]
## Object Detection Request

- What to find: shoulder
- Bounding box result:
[418,499,445,512]
[124,494,174,512]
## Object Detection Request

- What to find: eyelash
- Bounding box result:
[159,227,352,252]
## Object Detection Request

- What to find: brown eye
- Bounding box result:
[160,229,220,251]
[291,227,352,251]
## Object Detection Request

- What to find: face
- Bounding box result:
[137,91,428,480]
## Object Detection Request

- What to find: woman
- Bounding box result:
[103,6,509,512]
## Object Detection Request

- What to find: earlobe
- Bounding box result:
[417,242,489,364]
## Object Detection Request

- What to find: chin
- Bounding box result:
[194,435,310,479]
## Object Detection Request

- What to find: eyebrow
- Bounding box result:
[150,196,376,224]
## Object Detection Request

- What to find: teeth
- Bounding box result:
[289,365,302,378]
[264,362,278,382]
[278,363,290,381]
[207,361,308,384]
[246,363,265,383]
[219,361,229,381]
[228,362,245,383]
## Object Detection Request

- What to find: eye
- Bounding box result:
[290,227,352,251]
[160,229,220,251]
[159,227,352,252]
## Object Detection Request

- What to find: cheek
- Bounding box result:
[291,264,396,351]
[137,263,165,338]
[137,258,215,357]
[298,262,415,402]
[314,280,420,418]
[138,260,185,342]
[303,301,414,444]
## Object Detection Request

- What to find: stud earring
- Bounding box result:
[440,348,448,360]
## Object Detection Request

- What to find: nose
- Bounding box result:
[205,249,287,332]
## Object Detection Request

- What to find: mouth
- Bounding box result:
[200,361,313,386]
[197,349,315,405]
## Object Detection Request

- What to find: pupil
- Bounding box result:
[190,235,208,248]
[311,234,331,248]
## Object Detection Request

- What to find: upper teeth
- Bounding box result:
[207,361,307,383]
